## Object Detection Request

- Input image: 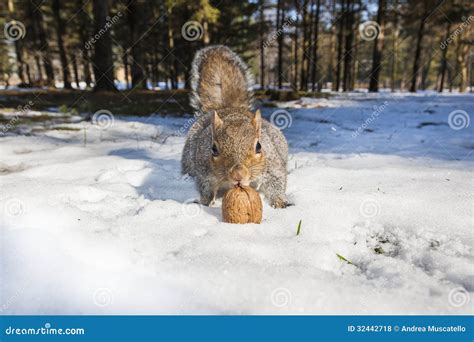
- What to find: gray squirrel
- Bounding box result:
[182,45,290,208]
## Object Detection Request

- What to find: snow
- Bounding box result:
[0,92,473,315]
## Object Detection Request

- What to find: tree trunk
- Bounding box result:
[152,49,159,88]
[308,0,315,88]
[92,0,117,91]
[457,42,469,92]
[30,0,55,87]
[410,7,428,93]
[351,3,361,91]
[421,48,433,90]
[330,1,338,90]
[293,1,299,89]
[368,0,385,92]
[82,49,92,88]
[123,50,129,89]
[79,0,92,88]
[300,0,308,91]
[148,1,160,89]
[259,0,266,89]
[72,54,80,88]
[167,6,177,89]
[335,0,346,92]
[311,0,321,91]
[10,0,26,84]
[26,63,33,85]
[391,4,399,91]
[35,55,43,85]
[438,22,450,92]
[14,41,26,84]
[342,1,355,92]
[276,0,284,89]
[128,0,148,90]
[52,0,72,89]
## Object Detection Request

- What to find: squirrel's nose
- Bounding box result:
[230,165,248,183]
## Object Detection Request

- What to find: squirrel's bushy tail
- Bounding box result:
[190,45,254,113]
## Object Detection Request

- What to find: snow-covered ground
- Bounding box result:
[0,92,472,315]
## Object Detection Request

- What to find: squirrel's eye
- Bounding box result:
[211,144,219,157]
[255,141,262,154]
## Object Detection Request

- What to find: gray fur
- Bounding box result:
[182,46,290,208]
[190,45,255,113]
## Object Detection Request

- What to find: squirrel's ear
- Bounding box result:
[212,111,223,132]
[252,110,262,136]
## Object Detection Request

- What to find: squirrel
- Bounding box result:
[182,45,291,208]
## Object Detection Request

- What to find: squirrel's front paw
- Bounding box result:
[199,196,216,207]
[270,197,293,209]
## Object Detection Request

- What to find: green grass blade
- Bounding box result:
[296,219,302,236]
[336,253,355,266]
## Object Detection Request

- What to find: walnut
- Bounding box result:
[222,186,262,224]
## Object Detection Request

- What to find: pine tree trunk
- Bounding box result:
[391,4,399,91]
[410,8,428,93]
[438,22,450,92]
[72,54,80,88]
[330,1,337,90]
[351,25,359,90]
[151,50,158,88]
[335,0,345,92]
[421,50,433,90]
[82,49,92,88]
[128,0,148,90]
[293,1,299,89]
[457,43,469,92]
[167,6,177,89]
[26,63,33,85]
[14,41,26,84]
[123,50,130,89]
[276,0,284,89]
[310,0,321,91]
[368,0,385,92]
[300,0,308,91]
[52,0,72,89]
[35,55,43,85]
[342,2,355,92]
[79,0,92,88]
[259,0,266,89]
[92,0,117,91]
[30,0,55,87]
